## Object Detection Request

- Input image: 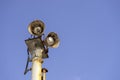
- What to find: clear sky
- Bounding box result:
[0,0,120,80]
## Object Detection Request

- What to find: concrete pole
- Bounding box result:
[31,57,43,80]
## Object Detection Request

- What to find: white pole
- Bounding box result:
[43,70,46,80]
[42,68,48,80]
[32,57,43,80]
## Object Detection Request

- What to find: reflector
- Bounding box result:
[28,20,45,36]
[45,32,60,48]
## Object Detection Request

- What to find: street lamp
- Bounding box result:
[24,20,60,80]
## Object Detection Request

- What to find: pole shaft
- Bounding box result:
[32,57,42,80]
[43,72,46,80]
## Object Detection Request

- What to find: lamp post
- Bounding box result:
[24,20,60,80]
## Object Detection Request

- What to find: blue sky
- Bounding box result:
[0,0,120,80]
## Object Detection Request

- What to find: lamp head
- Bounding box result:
[28,20,45,36]
[45,32,60,48]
